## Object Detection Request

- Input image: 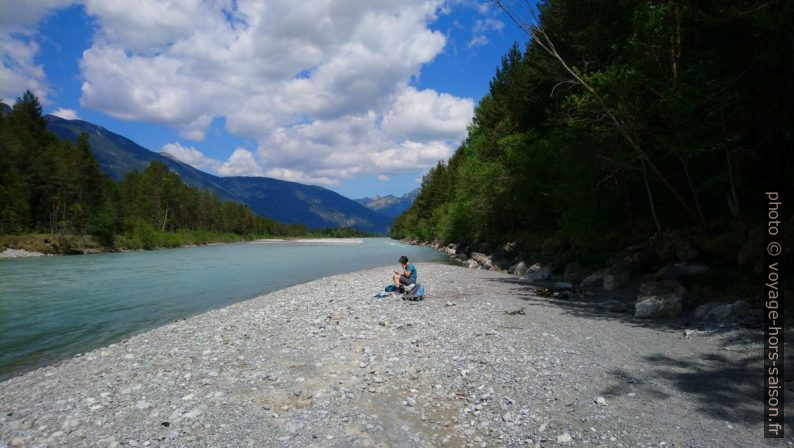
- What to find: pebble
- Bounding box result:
[595,396,607,406]
[557,432,573,443]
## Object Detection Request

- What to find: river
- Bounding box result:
[0,238,443,380]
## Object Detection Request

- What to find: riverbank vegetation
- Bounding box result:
[392,0,792,298]
[0,93,371,254]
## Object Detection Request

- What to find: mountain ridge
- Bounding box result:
[355,188,420,218]
[36,111,392,232]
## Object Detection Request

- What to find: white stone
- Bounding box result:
[557,432,573,443]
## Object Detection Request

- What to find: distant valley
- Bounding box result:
[42,113,394,233]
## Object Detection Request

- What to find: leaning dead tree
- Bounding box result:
[495,0,704,230]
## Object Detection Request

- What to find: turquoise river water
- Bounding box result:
[0,238,444,380]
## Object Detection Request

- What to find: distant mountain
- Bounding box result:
[39,113,392,233]
[355,188,420,218]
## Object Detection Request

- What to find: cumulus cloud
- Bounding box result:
[161,143,263,177]
[217,148,264,177]
[50,107,79,120]
[0,0,73,30]
[257,112,456,186]
[382,86,473,141]
[5,0,481,185]
[160,142,221,171]
[0,0,74,103]
[0,32,49,103]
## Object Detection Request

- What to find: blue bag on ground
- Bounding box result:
[402,283,425,301]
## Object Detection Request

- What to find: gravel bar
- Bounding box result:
[0,263,785,447]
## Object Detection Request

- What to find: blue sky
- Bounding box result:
[1,1,529,199]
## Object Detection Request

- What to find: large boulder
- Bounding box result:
[466,259,480,269]
[634,279,685,318]
[675,239,698,262]
[511,261,529,277]
[622,244,656,272]
[694,300,750,321]
[470,252,489,263]
[492,242,520,269]
[450,253,468,262]
[563,262,588,283]
[603,266,629,291]
[654,263,710,280]
[521,263,552,282]
[581,271,604,287]
[470,252,492,270]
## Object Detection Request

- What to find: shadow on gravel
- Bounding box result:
[485,276,695,333]
[483,275,791,428]
[605,352,765,425]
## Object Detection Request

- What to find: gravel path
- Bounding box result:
[1,263,787,447]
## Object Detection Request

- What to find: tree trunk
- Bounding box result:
[161,207,169,232]
[642,158,662,235]
[679,156,707,227]
[726,149,744,229]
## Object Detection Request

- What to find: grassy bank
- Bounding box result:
[1,231,253,255]
[1,226,377,256]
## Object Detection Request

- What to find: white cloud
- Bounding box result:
[50,107,79,120]
[474,18,504,34]
[0,0,74,104]
[0,33,50,103]
[217,148,264,177]
[161,143,263,177]
[468,18,504,48]
[467,34,489,48]
[382,86,473,141]
[0,0,73,30]
[4,0,477,186]
[257,112,456,185]
[377,174,390,182]
[264,167,339,187]
[160,142,221,171]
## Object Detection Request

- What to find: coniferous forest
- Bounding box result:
[392,0,792,290]
[0,92,368,252]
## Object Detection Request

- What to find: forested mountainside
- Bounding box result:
[393,0,792,296]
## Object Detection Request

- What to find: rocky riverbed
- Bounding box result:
[0,249,46,259]
[0,263,787,447]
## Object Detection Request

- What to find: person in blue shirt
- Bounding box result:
[393,255,417,290]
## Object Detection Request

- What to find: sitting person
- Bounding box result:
[393,255,417,291]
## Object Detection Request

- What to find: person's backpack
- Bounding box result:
[402,283,425,301]
[385,284,397,292]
